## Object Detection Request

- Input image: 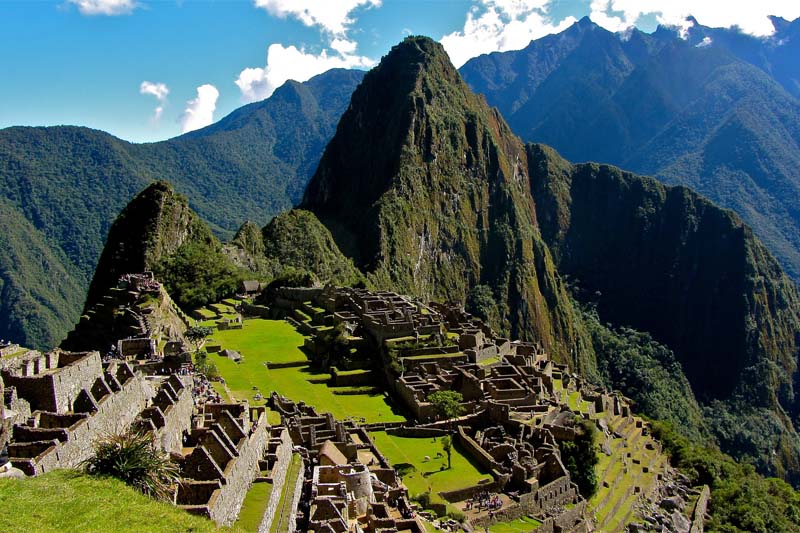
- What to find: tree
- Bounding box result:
[441,435,453,469]
[428,390,465,424]
[185,326,213,353]
[559,418,599,498]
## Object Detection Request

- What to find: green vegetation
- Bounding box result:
[370,431,490,501]
[209,319,404,422]
[558,418,598,499]
[651,420,800,533]
[579,303,707,441]
[427,390,465,424]
[440,435,453,469]
[530,143,800,480]
[83,430,179,502]
[466,284,501,333]
[236,481,273,532]
[0,470,224,533]
[156,241,245,311]
[261,209,364,287]
[488,516,543,532]
[186,325,214,352]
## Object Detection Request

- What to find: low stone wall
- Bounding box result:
[330,367,374,387]
[690,485,710,533]
[387,427,449,438]
[207,411,269,526]
[438,480,499,503]
[456,425,503,473]
[0,375,7,451]
[242,303,271,318]
[258,428,292,533]
[286,457,306,532]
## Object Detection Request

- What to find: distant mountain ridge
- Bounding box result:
[0,68,364,349]
[460,16,800,281]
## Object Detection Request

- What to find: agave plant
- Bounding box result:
[83,430,180,502]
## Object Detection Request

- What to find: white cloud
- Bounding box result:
[68,0,138,16]
[696,36,713,48]
[236,43,374,102]
[180,84,219,133]
[440,1,577,68]
[253,0,381,35]
[139,81,169,122]
[589,0,800,37]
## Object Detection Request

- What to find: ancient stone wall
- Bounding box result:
[11,368,151,475]
[152,377,193,454]
[207,410,269,526]
[2,351,103,413]
[0,375,7,452]
[456,426,504,473]
[285,456,306,533]
[258,428,293,533]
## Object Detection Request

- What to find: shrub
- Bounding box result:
[83,430,179,502]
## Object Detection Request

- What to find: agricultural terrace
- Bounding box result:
[207,318,405,423]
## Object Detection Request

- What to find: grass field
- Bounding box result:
[369,431,491,500]
[208,319,405,423]
[236,481,272,532]
[0,470,230,533]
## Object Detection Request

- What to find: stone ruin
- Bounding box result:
[175,402,269,525]
[270,393,424,532]
[265,285,657,532]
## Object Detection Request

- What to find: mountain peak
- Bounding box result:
[301,37,587,363]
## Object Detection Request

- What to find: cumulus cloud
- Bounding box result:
[237,0,379,102]
[180,84,219,133]
[236,43,374,102]
[253,0,381,35]
[440,0,577,68]
[589,0,800,37]
[68,0,138,16]
[139,81,169,122]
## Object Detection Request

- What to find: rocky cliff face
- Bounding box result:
[529,143,800,478]
[84,181,216,311]
[302,36,591,368]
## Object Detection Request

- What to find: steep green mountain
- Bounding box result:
[301,36,592,370]
[260,209,364,287]
[0,68,364,350]
[529,144,800,480]
[83,181,244,317]
[0,199,84,349]
[459,17,800,282]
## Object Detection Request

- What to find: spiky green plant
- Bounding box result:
[83,430,180,502]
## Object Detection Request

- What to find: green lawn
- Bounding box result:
[209,319,405,423]
[489,516,543,532]
[236,481,272,532]
[212,320,308,366]
[369,431,491,500]
[0,470,231,533]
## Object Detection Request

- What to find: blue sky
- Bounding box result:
[1,0,798,143]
